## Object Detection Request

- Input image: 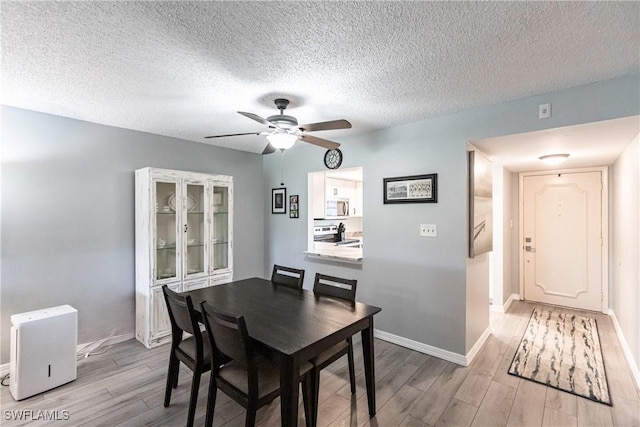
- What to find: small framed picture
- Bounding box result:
[272,188,286,214]
[289,195,299,218]
[383,174,437,204]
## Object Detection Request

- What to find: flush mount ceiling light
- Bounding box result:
[539,153,570,165]
[266,133,298,150]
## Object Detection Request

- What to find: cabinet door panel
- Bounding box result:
[151,283,180,339]
[212,184,231,272]
[154,181,180,282]
[184,182,208,278]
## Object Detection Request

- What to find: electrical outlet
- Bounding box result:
[420,224,437,237]
[539,103,551,119]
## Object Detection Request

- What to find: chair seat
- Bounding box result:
[219,353,313,398]
[311,340,349,367]
[178,334,211,365]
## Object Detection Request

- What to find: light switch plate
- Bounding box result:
[420,224,437,237]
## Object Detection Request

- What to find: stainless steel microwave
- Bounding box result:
[326,198,349,217]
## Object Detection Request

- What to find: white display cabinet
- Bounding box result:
[135,167,233,348]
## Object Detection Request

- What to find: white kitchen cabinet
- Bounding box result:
[351,181,363,217]
[135,167,233,348]
[312,172,326,219]
[325,177,352,199]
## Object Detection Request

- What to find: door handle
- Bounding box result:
[525,246,536,252]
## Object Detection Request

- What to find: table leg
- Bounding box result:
[361,318,376,416]
[280,354,299,427]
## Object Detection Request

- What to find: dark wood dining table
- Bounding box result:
[182,277,382,427]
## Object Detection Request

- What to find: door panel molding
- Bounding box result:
[518,166,608,313]
[534,282,589,299]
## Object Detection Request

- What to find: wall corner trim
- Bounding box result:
[608,309,640,390]
[465,326,492,366]
[490,293,520,314]
[503,293,520,313]
[374,329,468,366]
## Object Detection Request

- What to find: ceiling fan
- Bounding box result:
[205,98,351,154]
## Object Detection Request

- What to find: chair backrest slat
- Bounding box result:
[313,273,357,302]
[200,302,250,365]
[271,264,305,290]
[163,285,200,336]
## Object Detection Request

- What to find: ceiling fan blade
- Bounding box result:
[238,111,281,128]
[262,143,277,155]
[204,132,260,139]
[297,119,352,132]
[299,134,340,150]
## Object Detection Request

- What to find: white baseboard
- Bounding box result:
[503,294,520,313]
[608,309,640,390]
[465,326,492,365]
[374,329,469,366]
[0,332,134,377]
[492,293,520,313]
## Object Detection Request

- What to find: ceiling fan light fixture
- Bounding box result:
[539,153,570,165]
[267,133,298,150]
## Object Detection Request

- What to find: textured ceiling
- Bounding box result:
[2,1,639,155]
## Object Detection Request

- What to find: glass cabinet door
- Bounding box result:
[212,185,230,271]
[184,182,207,278]
[155,181,179,281]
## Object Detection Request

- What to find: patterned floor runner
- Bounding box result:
[508,308,611,405]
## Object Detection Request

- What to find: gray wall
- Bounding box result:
[1,107,265,363]
[509,173,521,298]
[612,134,640,374]
[263,74,640,357]
[2,73,638,365]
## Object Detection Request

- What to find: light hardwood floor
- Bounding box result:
[2,301,639,426]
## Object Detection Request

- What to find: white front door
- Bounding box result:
[522,170,604,311]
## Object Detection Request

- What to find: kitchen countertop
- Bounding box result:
[305,241,363,263]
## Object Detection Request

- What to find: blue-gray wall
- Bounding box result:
[263,74,640,357]
[1,107,265,363]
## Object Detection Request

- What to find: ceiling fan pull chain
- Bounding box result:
[280,151,285,186]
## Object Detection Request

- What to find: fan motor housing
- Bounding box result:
[267,114,298,128]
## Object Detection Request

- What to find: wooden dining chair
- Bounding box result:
[271,264,305,290]
[162,285,211,427]
[310,273,358,425]
[200,301,315,427]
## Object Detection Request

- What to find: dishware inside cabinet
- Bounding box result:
[185,183,205,276]
[155,181,178,281]
[213,186,229,271]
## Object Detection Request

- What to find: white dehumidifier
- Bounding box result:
[10,305,78,400]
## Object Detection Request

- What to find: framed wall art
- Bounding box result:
[272,188,286,214]
[383,174,437,204]
[468,150,493,258]
[289,195,299,218]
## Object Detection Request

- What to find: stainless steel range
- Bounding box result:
[313,225,339,242]
[313,224,362,248]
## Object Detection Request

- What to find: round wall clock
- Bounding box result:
[324,148,343,170]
